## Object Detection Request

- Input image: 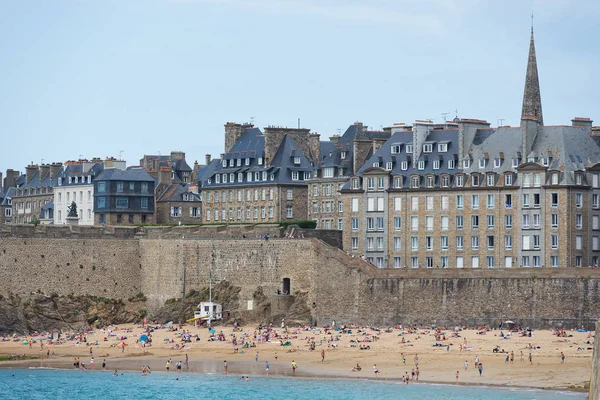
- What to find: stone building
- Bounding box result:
[155,182,202,224]
[53,159,107,225]
[0,187,14,225]
[11,163,63,224]
[198,124,313,223]
[342,29,600,269]
[93,167,156,225]
[307,122,391,230]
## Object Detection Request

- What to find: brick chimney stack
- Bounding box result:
[205,154,212,165]
[572,117,593,134]
[25,163,38,183]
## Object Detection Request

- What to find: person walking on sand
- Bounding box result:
[373,364,379,376]
[474,355,479,368]
[505,353,509,363]
[255,351,259,362]
[102,359,106,371]
[529,353,533,365]
[321,349,325,362]
[478,362,483,376]
[166,359,171,372]
[224,360,228,375]
[464,360,468,370]
[185,354,189,370]
[265,361,269,375]
[456,370,459,383]
[520,351,524,362]
[560,352,565,364]
[291,360,297,373]
[510,351,514,363]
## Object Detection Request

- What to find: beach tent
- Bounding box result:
[139,334,148,342]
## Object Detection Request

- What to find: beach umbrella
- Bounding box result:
[139,334,148,342]
[166,321,173,326]
[503,320,515,325]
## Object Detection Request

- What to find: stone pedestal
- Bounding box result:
[66,216,79,226]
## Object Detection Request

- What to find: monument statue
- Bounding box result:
[67,201,78,218]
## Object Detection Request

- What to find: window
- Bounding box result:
[522,256,530,267]
[471,256,480,269]
[411,196,419,211]
[576,193,583,208]
[405,144,413,153]
[441,175,449,187]
[504,194,512,209]
[269,206,274,218]
[594,236,599,251]
[425,216,433,231]
[411,216,419,231]
[448,159,455,169]
[394,217,402,231]
[505,214,512,228]
[551,213,558,228]
[441,216,449,230]
[533,256,541,268]
[293,156,301,165]
[411,176,419,188]
[576,235,583,250]
[456,235,464,250]
[411,237,419,251]
[576,214,583,229]
[505,235,512,249]
[533,213,540,228]
[576,256,582,267]
[551,173,559,185]
[391,145,400,154]
[377,177,385,190]
[323,167,334,178]
[98,182,106,193]
[338,201,344,213]
[291,171,299,181]
[456,256,464,268]
[423,143,433,153]
[393,197,402,211]
[471,235,479,250]
[487,215,494,229]
[594,215,599,230]
[128,182,134,191]
[471,175,479,186]
[385,162,393,171]
[401,161,408,171]
[393,257,402,268]
[551,234,558,249]
[479,158,486,168]
[456,215,464,229]
[487,256,495,268]
[463,159,471,169]
[441,196,449,210]
[286,189,293,200]
[394,237,402,251]
[97,197,106,208]
[376,237,384,250]
[471,195,479,209]
[418,161,425,170]
[522,194,530,208]
[351,198,359,212]
[438,143,448,152]
[433,160,440,170]
[522,214,530,228]
[141,197,148,209]
[170,206,182,217]
[351,237,359,250]
[551,256,559,268]
[486,194,494,209]
[533,174,541,187]
[426,196,434,210]
[533,235,540,249]
[394,177,402,188]
[594,194,599,208]
[456,175,464,187]
[426,176,434,188]
[505,173,513,186]
[351,217,359,231]
[377,217,384,231]
[411,257,419,268]
[116,197,128,208]
[487,174,495,186]
[576,173,583,185]
[440,236,449,250]
[551,193,558,207]
[456,195,464,210]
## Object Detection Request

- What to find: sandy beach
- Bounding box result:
[0,323,593,391]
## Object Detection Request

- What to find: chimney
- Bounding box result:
[40,164,51,181]
[49,163,63,179]
[412,120,435,160]
[457,119,491,162]
[225,122,252,153]
[309,132,321,163]
[25,163,38,183]
[158,166,171,185]
[329,134,341,142]
[591,126,600,137]
[188,183,199,194]
[572,117,593,134]
[4,169,20,189]
[263,126,311,166]
[170,151,185,161]
[205,154,212,165]
[0,171,3,192]
[192,160,199,181]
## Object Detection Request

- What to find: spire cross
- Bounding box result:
[531,12,534,33]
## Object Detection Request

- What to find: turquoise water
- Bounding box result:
[0,369,586,400]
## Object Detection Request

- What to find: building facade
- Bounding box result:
[53,159,107,225]
[93,168,156,225]
[341,30,600,269]
[198,124,314,224]
[155,183,202,224]
[307,122,391,230]
[11,163,62,224]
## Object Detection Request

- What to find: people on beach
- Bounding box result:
[477,362,483,376]
[292,360,297,373]
[321,349,325,362]
[224,360,228,375]
[456,370,459,383]
[560,352,565,363]
[166,359,171,372]
[373,364,379,376]
[265,361,270,375]
[529,353,533,365]
[464,360,468,370]
[102,359,106,370]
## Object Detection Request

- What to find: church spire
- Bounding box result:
[521,24,543,125]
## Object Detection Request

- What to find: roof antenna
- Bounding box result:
[119,150,124,160]
[441,112,449,123]
[298,118,301,129]
[455,109,459,118]
[250,116,255,125]
[498,118,505,127]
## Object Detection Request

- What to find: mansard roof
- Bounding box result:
[95,167,155,182]
[156,183,201,203]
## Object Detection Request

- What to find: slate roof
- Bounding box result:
[56,162,104,186]
[95,168,155,182]
[156,183,202,202]
[199,128,312,188]
[19,168,61,190]
[141,154,192,182]
[0,187,15,206]
[347,124,600,189]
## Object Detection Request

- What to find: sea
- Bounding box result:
[0,369,587,400]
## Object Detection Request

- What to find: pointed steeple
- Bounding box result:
[521,25,543,125]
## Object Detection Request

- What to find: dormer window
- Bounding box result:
[237,159,241,167]
[222,160,227,168]
[245,158,250,166]
[207,178,212,184]
[394,177,402,188]
[411,176,419,188]
[433,160,440,170]
[215,174,221,183]
[269,174,275,181]
[512,158,519,168]
[426,176,435,188]
[246,172,252,182]
[304,172,311,180]
[390,145,400,154]
[494,159,501,168]
[262,171,267,181]
[438,143,448,153]
[385,162,393,171]
[352,178,359,189]
[58,177,62,186]
[230,173,235,182]
[401,161,408,171]
[505,173,513,186]
[441,175,450,187]
[292,171,299,181]
[448,160,455,170]
[418,161,425,170]
[423,143,433,153]
[229,159,234,167]
[551,173,558,185]
[479,159,486,168]
[576,173,583,185]
[372,161,380,168]
[323,167,334,178]
[541,157,549,166]
[222,174,228,183]
[238,173,243,182]
[487,174,495,186]
[254,172,260,181]
[472,174,479,186]
[463,159,471,169]
[405,144,414,153]
[258,157,263,165]
[341,151,347,159]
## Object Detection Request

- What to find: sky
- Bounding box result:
[1,0,600,177]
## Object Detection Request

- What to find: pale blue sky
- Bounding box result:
[1,0,599,176]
